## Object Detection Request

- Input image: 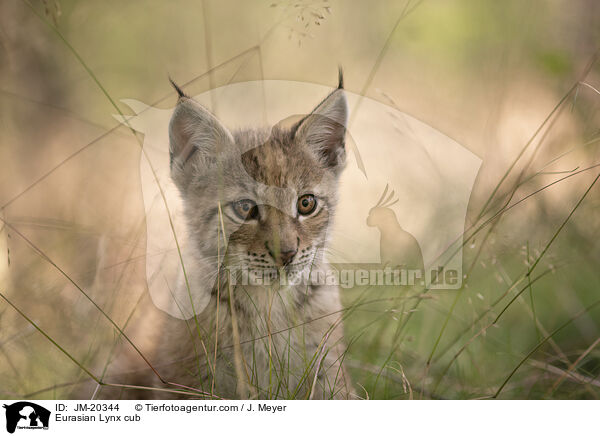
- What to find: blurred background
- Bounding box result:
[0,0,599,399]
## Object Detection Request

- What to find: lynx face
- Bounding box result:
[168,80,348,281]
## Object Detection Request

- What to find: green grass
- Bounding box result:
[1,0,599,400]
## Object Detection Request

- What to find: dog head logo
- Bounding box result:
[3,402,50,434]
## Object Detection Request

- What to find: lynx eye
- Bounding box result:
[232,199,259,220]
[297,194,317,216]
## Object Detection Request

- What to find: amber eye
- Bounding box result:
[297,194,317,216]
[232,199,259,220]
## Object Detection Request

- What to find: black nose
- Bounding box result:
[280,249,297,266]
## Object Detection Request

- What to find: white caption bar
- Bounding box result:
[0,400,596,435]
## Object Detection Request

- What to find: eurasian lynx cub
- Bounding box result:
[110,73,352,399]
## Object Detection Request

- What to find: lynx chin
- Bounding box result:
[102,71,354,400]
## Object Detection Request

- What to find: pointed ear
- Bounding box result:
[292,88,348,172]
[168,96,233,188]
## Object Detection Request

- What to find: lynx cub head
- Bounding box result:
[168,75,347,280]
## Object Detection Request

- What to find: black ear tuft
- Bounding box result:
[169,77,189,99]
[337,66,344,89]
[291,76,348,171]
